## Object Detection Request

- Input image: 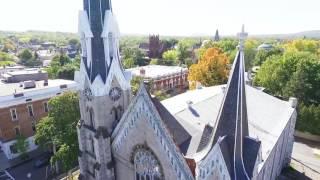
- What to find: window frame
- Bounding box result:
[10,108,18,121]
[27,104,34,117]
[43,101,49,113]
[14,126,21,136]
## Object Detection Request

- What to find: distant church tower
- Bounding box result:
[214,29,220,41]
[76,0,131,179]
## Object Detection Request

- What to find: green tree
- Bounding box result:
[35,92,80,172]
[122,47,147,66]
[254,51,320,104]
[254,47,283,66]
[162,50,178,65]
[176,39,195,64]
[47,54,74,79]
[296,103,320,135]
[19,49,41,67]
[15,135,29,160]
[149,58,159,65]
[123,57,135,69]
[131,76,144,95]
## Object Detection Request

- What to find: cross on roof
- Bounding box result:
[237,25,248,51]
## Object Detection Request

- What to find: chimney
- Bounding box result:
[289,97,298,108]
[140,68,146,76]
[44,80,48,86]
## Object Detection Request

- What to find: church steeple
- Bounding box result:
[77,1,131,179]
[212,25,250,179]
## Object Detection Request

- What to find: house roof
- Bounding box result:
[161,85,295,165]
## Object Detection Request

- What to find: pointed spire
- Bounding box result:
[214,29,220,41]
[212,26,250,179]
[82,0,113,83]
[237,24,248,51]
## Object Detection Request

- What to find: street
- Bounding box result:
[291,137,320,179]
[7,159,48,180]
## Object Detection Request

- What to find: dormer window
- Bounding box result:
[108,32,114,59]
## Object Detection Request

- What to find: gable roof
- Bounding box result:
[111,83,194,179]
[151,97,192,155]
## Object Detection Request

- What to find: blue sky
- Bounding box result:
[0,0,319,36]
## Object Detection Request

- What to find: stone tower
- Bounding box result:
[76,0,131,179]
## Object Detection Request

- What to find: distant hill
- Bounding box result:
[251,30,320,39]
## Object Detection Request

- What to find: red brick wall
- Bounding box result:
[0,98,49,142]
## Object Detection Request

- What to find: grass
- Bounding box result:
[0,60,16,66]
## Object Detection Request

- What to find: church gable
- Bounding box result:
[111,84,194,180]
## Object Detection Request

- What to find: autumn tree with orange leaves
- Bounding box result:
[188,48,230,89]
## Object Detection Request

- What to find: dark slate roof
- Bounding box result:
[218,135,261,179]
[151,96,192,155]
[243,137,261,178]
[210,40,251,179]
[197,125,214,152]
[83,0,112,83]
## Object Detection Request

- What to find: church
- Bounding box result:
[76,0,297,179]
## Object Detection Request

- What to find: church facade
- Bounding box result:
[76,1,297,180]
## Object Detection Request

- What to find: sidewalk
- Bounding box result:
[0,148,44,171]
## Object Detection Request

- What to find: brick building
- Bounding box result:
[0,79,77,159]
[128,65,189,92]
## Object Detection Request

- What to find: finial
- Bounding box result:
[237,24,248,51]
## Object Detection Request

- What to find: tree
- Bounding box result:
[176,39,195,64]
[254,51,320,104]
[149,58,159,65]
[254,47,283,66]
[188,48,230,89]
[162,50,178,65]
[19,49,41,67]
[122,47,147,66]
[131,76,144,95]
[283,39,319,54]
[35,92,80,172]
[296,103,320,135]
[15,135,29,160]
[123,57,135,69]
[47,54,75,79]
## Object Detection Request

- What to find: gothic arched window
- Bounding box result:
[108,32,114,59]
[134,148,163,180]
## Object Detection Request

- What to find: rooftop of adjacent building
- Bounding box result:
[160,84,296,164]
[2,69,46,77]
[0,79,77,108]
[127,65,188,79]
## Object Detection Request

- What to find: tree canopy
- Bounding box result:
[35,92,80,172]
[188,48,230,89]
[18,49,41,67]
[162,50,178,65]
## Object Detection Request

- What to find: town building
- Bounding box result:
[1,69,48,83]
[0,79,77,159]
[127,65,188,92]
[76,1,297,179]
[0,65,25,76]
[257,43,274,51]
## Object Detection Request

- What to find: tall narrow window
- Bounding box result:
[27,105,34,117]
[91,137,95,154]
[108,32,114,59]
[44,102,49,113]
[10,108,18,121]
[89,108,95,128]
[32,121,36,132]
[15,127,20,136]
